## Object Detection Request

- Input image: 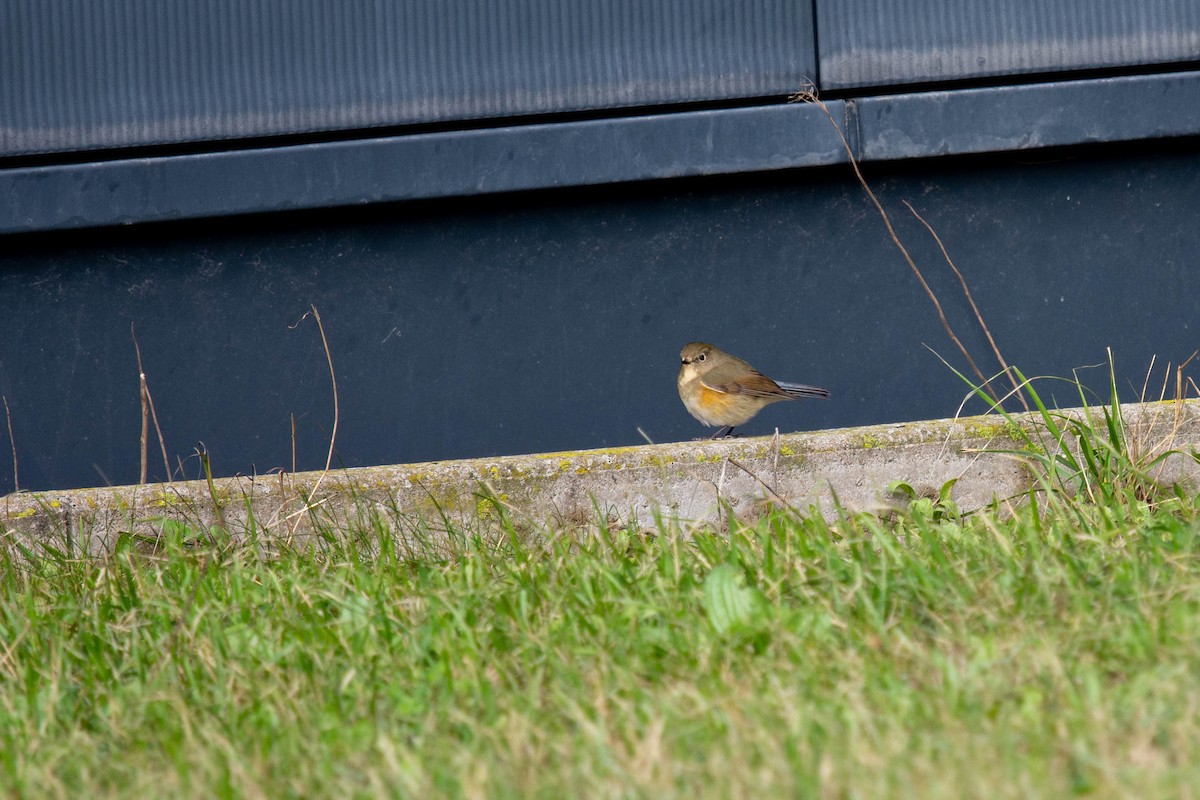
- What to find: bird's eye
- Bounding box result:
[697,352,706,362]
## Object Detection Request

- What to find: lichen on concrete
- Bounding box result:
[3,402,1199,555]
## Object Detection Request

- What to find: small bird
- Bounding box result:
[678,341,829,438]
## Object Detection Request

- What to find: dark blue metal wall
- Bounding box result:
[4,144,1199,492]
[2,0,816,156]
[2,2,1199,491]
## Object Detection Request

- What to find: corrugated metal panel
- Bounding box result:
[0,0,817,157]
[818,0,1200,90]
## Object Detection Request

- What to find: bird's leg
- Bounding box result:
[710,426,735,439]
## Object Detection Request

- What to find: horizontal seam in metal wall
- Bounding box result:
[2,70,1200,234]
[0,103,851,235]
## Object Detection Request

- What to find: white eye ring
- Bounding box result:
[697,353,706,362]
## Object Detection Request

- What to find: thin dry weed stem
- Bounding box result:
[790,86,1000,405]
[2,396,17,493]
[258,471,300,539]
[132,323,173,484]
[902,201,1026,412]
[715,458,730,528]
[0,625,26,674]
[1128,350,1200,487]
[279,495,332,526]
[287,305,341,538]
[939,357,1074,492]
[771,428,781,486]
[938,347,1037,462]
[726,457,798,515]
[1141,354,1159,406]
[195,442,226,538]
[1176,350,1200,421]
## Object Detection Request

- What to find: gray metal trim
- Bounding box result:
[0,103,850,234]
[856,71,1200,160]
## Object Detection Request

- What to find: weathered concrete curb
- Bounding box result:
[4,401,1200,554]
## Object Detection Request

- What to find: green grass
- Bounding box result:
[4,356,1200,798]
[2,484,1200,798]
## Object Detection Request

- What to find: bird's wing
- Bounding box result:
[701,368,789,399]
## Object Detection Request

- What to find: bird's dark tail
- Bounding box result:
[777,381,830,399]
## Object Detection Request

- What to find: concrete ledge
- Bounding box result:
[4,401,1199,555]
